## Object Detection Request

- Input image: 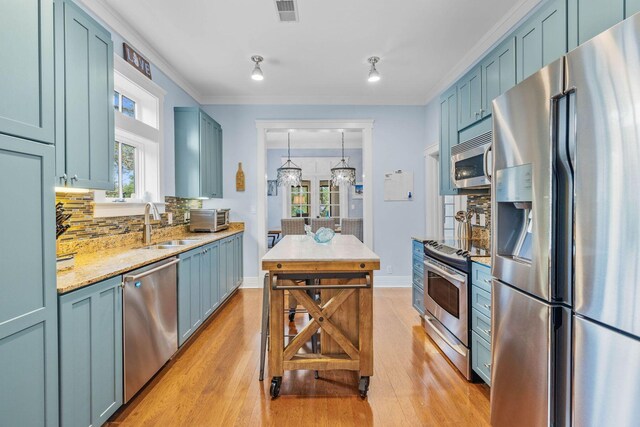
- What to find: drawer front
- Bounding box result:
[413,271,424,290]
[412,285,425,315]
[472,262,492,293]
[472,331,492,385]
[413,257,424,275]
[471,285,492,318]
[412,239,423,257]
[471,307,492,343]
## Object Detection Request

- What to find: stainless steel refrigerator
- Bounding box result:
[490,13,640,427]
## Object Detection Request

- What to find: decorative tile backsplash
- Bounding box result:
[55,192,202,249]
[467,194,491,249]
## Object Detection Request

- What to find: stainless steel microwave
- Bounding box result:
[451,130,492,189]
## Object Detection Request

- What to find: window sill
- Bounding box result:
[93,202,166,218]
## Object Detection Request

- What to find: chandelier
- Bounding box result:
[276,132,302,187]
[330,132,356,186]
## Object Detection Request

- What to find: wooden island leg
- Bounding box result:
[269,272,284,397]
[359,272,374,377]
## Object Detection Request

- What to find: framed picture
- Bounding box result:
[267,180,278,196]
[353,183,364,199]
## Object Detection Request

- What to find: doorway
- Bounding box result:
[256,120,374,274]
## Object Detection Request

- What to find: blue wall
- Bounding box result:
[267,148,364,229]
[202,104,427,281]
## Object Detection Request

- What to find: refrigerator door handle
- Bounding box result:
[553,93,575,303]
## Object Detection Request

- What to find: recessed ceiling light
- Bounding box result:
[251,55,264,81]
[367,56,381,83]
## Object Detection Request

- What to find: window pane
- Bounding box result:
[121,95,136,118]
[114,91,120,111]
[121,143,136,198]
[105,142,120,198]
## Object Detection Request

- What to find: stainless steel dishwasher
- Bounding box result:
[123,257,179,402]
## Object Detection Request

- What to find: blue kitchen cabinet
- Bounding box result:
[174,107,223,199]
[54,0,114,190]
[207,241,221,313]
[628,0,640,16]
[178,246,204,346]
[225,237,235,297]
[471,262,492,385]
[516,0,567,82]
[0,136,58,426]
[411,239,425,315]
[457,65,483,130]
[568,0,625,49]
[0,0,55,144]
[439,86,459,196]
[219,238,230,302]
[235,233,244,288]
[200,243,214,320]
[59,276,123,427]
[481,37,516,117]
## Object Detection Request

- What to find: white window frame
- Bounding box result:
[94,54,167,218]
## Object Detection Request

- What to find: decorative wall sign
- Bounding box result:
[236,162,245,192]
[123,43,152,79]
[267,180,278,196]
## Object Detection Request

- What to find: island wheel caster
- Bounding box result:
[358,376,370,399]
[270,376,282,398]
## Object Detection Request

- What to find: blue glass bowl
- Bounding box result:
[313,227,335,244]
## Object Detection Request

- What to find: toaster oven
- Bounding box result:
[189,209,230,232]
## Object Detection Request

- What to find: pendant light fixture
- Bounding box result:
[251,55,264,81]
[331,132,356,186]
[276,132,302,187]
[367,56,381,82]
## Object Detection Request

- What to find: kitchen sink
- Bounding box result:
[142,244,183,250]
[141,239,201,250]
[160,239,201,245]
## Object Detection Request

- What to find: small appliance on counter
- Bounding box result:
[189,208,230,232]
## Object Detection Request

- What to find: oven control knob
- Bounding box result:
[461,251,470,257]
[456,250,463,255]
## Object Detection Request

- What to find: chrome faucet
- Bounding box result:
[143,202,161,245]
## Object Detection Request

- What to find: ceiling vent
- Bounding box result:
[275,0,298,22]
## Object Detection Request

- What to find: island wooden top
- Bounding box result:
[262,235,380,272]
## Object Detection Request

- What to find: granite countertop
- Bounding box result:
[57,223,244,294]
[471,256,492,268]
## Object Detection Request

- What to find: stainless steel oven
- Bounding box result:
[451,130,492,189]
[423,255,471,379]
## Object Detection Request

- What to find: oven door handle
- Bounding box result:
[424,315,467,357]
[424,261,466,285]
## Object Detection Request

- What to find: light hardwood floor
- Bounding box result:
[107,288,490,426]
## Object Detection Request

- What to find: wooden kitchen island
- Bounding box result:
[261,235,380,398]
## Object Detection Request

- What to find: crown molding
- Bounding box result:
[422,0,543,105]
[200,94,426,106]
[74,0,204,104]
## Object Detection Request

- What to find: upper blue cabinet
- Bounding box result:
[516,0,567,82]
[628,0,640,16]
[440,86,459,196]
[0,0,55,144]
[54,0,115,190]
[481,37,516,117]
[457,66,483,130]
[568,0,624,49]
[174,107,223,199]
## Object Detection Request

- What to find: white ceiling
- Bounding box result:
[88,0,542,105]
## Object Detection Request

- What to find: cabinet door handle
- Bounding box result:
[482,329,491,335]
[70,174,78,182]
[480,108,485,116]
[475,112,480,118]
[484,363,491,369]
[483,304,491,310]
[60,173,68,184]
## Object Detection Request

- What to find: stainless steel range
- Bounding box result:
[421,240,489,380]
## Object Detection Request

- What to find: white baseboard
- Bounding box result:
[372,275,412,288]
[239,275,412,288]
[240,277,260,288]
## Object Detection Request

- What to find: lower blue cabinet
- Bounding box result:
[471,262,492,385]
[178,233,243,347]
[411,239,425,315]
[59,276,123,427]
